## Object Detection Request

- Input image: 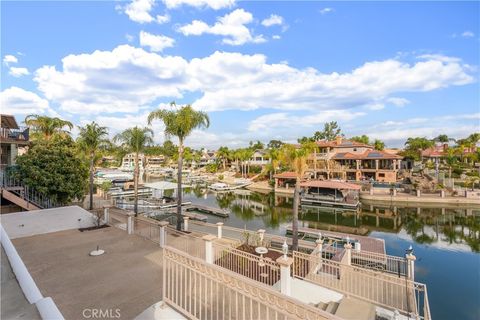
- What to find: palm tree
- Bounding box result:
[266,147,280,180]
[148,103,209,230]
[217,146,230,170]
[77,122,109,210]
[113,127,154,215]
[279,143,310,251]
[24,114,73,140]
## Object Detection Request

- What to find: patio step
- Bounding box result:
[325,301,339,314]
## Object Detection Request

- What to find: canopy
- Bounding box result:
[144,181,189,190]
[300,180,361,190]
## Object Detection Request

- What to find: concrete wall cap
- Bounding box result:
[202,234,217,241]
[276,256,294,266]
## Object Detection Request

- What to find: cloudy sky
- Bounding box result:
[1,0,479,149]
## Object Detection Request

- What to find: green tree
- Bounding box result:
[350,135,370,145]
[374,139,385,151]
[249,140,264,150]
[148,102,210,230]
[403,137,434,161]
[267,139,284,149]
[279,143,312,251]
[114,127,154,215]
[434,134,450,143]
[24,114,73,141]
[77,122,109,210]
[14,137,88,204]
[313,121,342,141]
[162,140,178,160]
[217,146,230,170]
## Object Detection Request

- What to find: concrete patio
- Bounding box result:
[12,226,163,319]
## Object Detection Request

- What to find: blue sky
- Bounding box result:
[1,0,479,149]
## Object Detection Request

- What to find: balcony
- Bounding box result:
[0,127,29,144]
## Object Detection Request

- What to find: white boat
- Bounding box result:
[208,180,253,191]
[208,183,231,191]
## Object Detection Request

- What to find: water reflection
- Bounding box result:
[183,188,480,253]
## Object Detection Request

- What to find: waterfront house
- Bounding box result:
[0,114,29,172]
[144,155,166,173]
[249,149,270,166]
[307,137,403,183]
[120,152,145,172]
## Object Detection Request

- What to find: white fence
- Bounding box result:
[292,251,430,320]
[163,246,339,320]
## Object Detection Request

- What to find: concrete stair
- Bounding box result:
[311,298,375,320]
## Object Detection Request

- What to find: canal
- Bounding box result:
[178,188,480,320]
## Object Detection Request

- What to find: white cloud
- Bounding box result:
[461,30,475,38]
[319,7,334,15]
[363,113,480,147]
[177,9,266,45]
[156,13,170,24]
[9,67,30,77]
[191,53,474,112]
[162,0,235,10]
[0,87,51,115]
[124,0,155,23]
[139,31,175,52]
[272,35,281,40]
[386,97,410,107]
[261,14,283,27]
[248,110,366,132]
[33,46,475,117]
[125,34,135,42]
[3,55,18,66]
[34,45,189,114]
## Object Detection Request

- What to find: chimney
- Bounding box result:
[335,136,343,145]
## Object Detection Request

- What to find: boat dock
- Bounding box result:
[185,204,229,217]
[285,226,385,255]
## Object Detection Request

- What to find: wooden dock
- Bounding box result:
[186,204,229,217]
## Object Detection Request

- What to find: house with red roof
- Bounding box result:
[306,136,403,183]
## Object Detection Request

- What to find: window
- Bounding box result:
[353,148,357,152]
[379,173,385,177]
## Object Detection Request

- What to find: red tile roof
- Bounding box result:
[315,139,372,149]
[300,180,361,190]
[273,171,297,179]
[332,150,403,160]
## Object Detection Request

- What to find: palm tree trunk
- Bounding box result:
[134,152,139,216]
[177,140,184,231]
[89,154,94,210]
[292,177,300,251]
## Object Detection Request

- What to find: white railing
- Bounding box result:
[162,246,338,320]
[292,251,430,320]
[351,250,407,277]
[212,242,280,286]
[165,227,206,260]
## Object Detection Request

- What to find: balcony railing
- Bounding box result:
[0,127,29,143]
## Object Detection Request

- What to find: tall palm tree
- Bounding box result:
[113,127,154,215]
[77,122,109,210]
[267,147,280,180]
[24,114,73,140]
[148,103,210,230]
[217,146,230,170]
[279,144,310,251]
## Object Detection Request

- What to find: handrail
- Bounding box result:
[292,250,430,319]
[1,174,58,209]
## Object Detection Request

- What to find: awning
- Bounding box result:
[144,181,189,190]
[273,172,297,179]
[300,180,361,190]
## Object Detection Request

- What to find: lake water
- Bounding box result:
[177,188,480,320]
